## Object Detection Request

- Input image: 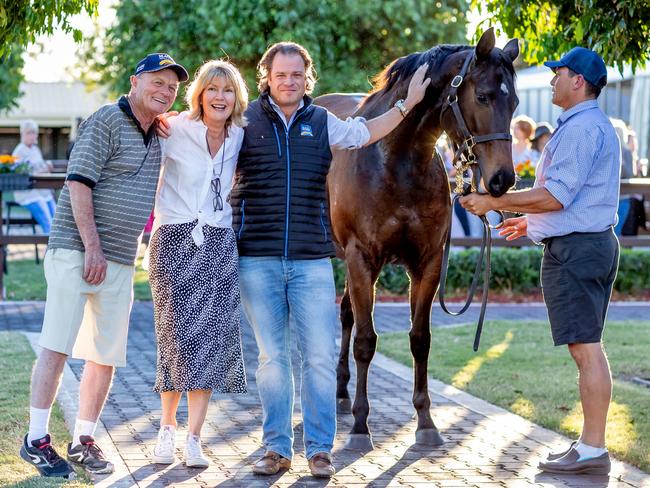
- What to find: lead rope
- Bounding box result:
[436,48,511,351]
[438,163,502,351]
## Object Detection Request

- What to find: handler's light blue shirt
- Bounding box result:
[527,99,620,244]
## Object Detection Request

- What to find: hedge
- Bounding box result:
[332,248,650,295]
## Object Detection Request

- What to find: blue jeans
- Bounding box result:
[24,198,56,234]
[239,256,337,460]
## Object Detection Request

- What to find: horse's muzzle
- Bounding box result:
[487,169,516,197]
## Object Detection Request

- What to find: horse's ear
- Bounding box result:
[476,27,495,59]
[503,38,519,63]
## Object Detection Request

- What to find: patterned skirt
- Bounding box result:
[149,222,247,393]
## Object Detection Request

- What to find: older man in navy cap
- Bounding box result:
[19,53,188,479]
[460,47,619,476]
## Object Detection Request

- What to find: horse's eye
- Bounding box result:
[476,94,489,105]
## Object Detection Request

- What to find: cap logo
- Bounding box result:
[136,64,145,73]
[159,60,173,66]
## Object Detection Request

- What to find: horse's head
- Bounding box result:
[441,28,519,197]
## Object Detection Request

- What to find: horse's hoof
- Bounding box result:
[337,398,352,414]
[344,434,374,451]
[415,428,444,446]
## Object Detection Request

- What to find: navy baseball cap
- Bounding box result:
[544,47,607,87]
[134,53,189,82]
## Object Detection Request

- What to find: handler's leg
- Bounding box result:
[568,342,612,448]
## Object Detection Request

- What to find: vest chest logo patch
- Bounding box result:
[300,124,313,137]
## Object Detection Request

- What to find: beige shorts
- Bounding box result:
[39,248,135,367]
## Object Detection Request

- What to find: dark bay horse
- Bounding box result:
[315,28,519,449]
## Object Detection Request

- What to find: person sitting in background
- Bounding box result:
[611,119,633,179]
[531,122,553,160]
[511,114,537,165]
[610,119,633,235]
[12,120,56,233]
[626,127,639,176]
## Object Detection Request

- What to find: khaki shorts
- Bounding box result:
[39,248,135,367]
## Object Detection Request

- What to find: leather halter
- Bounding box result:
[442,50,512,194]
[438,49,512,351]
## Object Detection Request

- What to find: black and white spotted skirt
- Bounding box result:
[149,222,247,393]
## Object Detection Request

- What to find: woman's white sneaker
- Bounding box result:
[152,425,176,464]
[184,435,209,468]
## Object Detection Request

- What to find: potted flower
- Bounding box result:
[515,159,535,189]
[0,154,32,191]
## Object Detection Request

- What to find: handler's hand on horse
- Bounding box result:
[155,111,178,139]
[405,64,431,110]
[459,193,493,216]
[498,216,528,241]
[83,246,108,285]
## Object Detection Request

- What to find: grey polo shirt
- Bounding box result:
[48,96,161,265]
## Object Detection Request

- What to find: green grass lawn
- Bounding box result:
[4,258,151,301]
[378,320,650,472]
[0,332,92,487]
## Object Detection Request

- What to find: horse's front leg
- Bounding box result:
[408,257,444,446]
[336,281,353,413]
[344,246,380,450]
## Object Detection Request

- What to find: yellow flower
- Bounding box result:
[516,159,535,179]
[0,154,18,164]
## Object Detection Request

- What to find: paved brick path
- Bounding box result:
[3,301,649,487]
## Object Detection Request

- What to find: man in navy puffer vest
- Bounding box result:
[232,42,430,478]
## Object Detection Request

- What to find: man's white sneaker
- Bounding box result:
[184,435,209,468]
[152,426,176,464]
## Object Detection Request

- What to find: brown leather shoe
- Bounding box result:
[252,451,291,475]
[308,452,335,478]
[538,447,610,475]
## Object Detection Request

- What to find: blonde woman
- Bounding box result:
[149,60,248,467]
[511,114,537,165]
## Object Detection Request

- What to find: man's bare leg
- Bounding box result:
[568,342,612,448]
[30,348,68,409]
[77,360,114,423]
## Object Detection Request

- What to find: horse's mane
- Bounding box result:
[360,45,470,110]
[360,43,515,111]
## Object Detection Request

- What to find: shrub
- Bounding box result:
[332,248,650,296]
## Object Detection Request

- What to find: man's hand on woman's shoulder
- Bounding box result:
[156,111,179,139]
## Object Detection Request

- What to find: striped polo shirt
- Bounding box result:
[48,96,161,265]
[527,99,620,243]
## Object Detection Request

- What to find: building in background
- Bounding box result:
[0,82,109,161]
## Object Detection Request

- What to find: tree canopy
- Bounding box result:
[0,1,98,56]
[82,0,469,108]
[0,1,98,112]
[0,45,26,112]
[475,0,650,73]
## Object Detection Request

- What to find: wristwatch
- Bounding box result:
[394,99,409,117]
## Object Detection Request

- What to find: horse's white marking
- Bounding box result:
[500,82,509,95]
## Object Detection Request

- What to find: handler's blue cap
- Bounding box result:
[134,53,189,82]
[544,47,607,88]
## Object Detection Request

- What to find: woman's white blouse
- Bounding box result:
[153,112,244,246]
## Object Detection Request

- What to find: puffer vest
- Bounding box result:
[230,93,334,258]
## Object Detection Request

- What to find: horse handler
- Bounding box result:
[19,53,188,478]
[460,47,619,476]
